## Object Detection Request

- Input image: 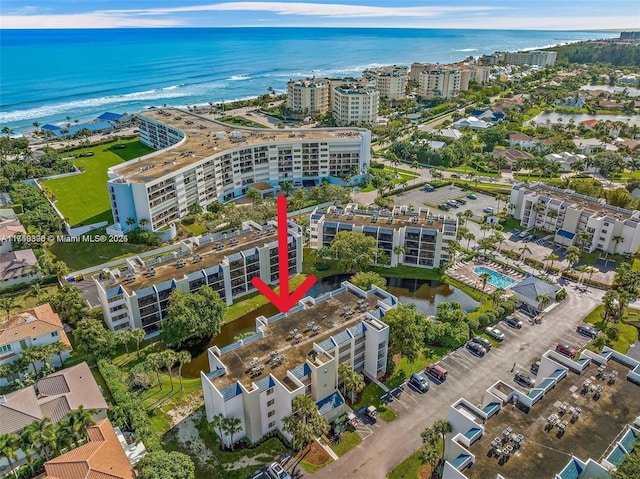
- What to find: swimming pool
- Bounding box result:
[473,266,519,289]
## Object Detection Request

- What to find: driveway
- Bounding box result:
[310,288,604,479]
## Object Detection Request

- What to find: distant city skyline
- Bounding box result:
[1,0,638,30]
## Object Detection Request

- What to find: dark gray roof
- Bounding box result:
[511,275,560,301]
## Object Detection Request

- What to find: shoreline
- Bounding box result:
[4,34,621,136]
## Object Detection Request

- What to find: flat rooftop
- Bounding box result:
[524,184,637,221]
[317,207,451,231]
[212,289,381,390]
[112,108,365,183]
[465,361,639,479]
[103,225,278,292]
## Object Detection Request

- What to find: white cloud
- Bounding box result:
[2,13,183,29]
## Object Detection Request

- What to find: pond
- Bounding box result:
[580,85,640,97]
[181,273,480,378]
[527,112,640,127]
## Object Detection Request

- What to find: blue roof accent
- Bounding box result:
[482,402,500,414]
[221,383,242,401]
[290,363,312,379]
[317,338,335,352]
[42,124,61,131]
[550,369,566,379]
[332,329,352,345]
[539,378,556,390]
[97,112,124,122]
[255,376,275,392]
[464,427,482,440]
[451,454,471,468]
[620,428,638,452]
[349,324,365,337]
[559,458,584,479]
[316,391,344,417]
[557,229,576,239]
[607,445,627,465]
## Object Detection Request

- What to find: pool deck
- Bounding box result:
[447,258,526,294]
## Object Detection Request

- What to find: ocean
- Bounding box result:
[0,27,618,133]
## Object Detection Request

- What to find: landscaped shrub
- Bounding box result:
[556,288,567,301]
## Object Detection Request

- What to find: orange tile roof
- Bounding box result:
[0,303,68,346]
[0,224,25,239]
[44,418,136,479]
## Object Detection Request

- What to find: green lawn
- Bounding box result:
[302,248,344,279]
[583,305,639,354]
[218,116,269,129]
[372,264,442,281]
[385,348,447,389]
[49,226,155,271]
[0,284,59,315]
[41,139,154,226]
[352,383,397,422]
[388,450,425,479]
[331,431,362,456]
[500,217,522,232]
[446,166,501,178]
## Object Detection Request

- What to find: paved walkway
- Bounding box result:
[316,438,339,461]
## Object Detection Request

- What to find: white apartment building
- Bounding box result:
[0,304,72,385]
[418,69,462,99]
[107,108,371,232]
[510,183,640,254]
[93,220,303,335]
[286,78,330,115]
[332,84,379,126]
[310,204,458,269]
[482,50,557,66]
[362,65,408,101]
[410,62,490,87]
[201,281,395,447]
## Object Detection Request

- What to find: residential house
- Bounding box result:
[555,96,586,108]
[0,249,41,287]
[544,152,588,173]
[490,149,533,169]
[0,219,25,254]
[436,128,463,140]
[453,117,491,130]
[573,138,619,155]
[509,133,538,149]
[0,304,72,384]
[43,418,140,479]
[470,109,505,122]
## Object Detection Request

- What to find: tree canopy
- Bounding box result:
[161,286,227,347]
[381,303,424,364]
[350,271,387,291]
[72,319,116,360]
[327,231,379,273]
[136,451,196,479]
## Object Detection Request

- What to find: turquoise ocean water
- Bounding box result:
[0,28,617,132]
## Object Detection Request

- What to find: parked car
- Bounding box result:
[451,173,460,178]
[576,324,600,339]
[439,204,451,211]
[467,341,487,357]
[456,198,467,205]
[556,343,577,358]
[471,336,492,351]
[467,194,477,200]
[530,361,540,375]
[482,207,495,214]
[425,364,448,381]
[514,372,536,388]
[423,184,435,192]
[504,316,523,329]
[79,152,95,157]
[408,373,430,393]
[267,462,291,479]
[484,326,505,341]
[446,200,460,208]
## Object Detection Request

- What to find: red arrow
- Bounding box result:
[251,195,316,313]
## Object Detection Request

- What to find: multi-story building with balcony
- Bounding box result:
[410,62,490,89]
[309,204,458,268]
[93,220,303,335]
[332,84,379,126]
[418,69,462,99]
[201,281,396,447]
[510,183,640,254]
[481,50,557,66]
[106,108,371,232]
[362,65,408,101]
[286,78,331,115]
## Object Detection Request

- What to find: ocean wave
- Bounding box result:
[228,75,250,81]
[454,48,478,52]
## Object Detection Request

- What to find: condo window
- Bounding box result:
[267,399,275,407]
[268,421,276,428]
[0,344,12,354]
[268,410,276,417]
[266,387,274,395]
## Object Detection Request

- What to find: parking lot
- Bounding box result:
[394,186,499,221]
[316,288,605,479]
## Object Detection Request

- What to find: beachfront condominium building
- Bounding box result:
[418,69,462,99]
[93,220,303,335]
[510,183,640,254]
[286,78,331,115]
[309,204,458,268]
[362,65,408,101]
[481,50,557,66]
[201,281,395,447]
[410,62,490,88]
[332,84,379,126]
[107,108,371,233]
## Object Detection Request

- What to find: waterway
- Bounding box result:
[181,274,479,378]
[528,112,640,127]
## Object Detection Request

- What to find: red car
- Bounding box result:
[556,343,577,358]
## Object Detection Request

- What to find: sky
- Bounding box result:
[1,0,638,30]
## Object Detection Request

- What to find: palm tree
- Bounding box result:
[495,194,507,212]
[32,121,41,133]
[480,272,491,294]
[432,419,453,467]
[125,217,136,228]
[0,296,15,321]
[418,442,439,475]
[160,349,177,391]
[544,253,559,272]
[0,433,20,476]
[518,244,532,264]
[492,231,505,253]
[612,235,624,255]
[222,417,243,451]
[279,181,294,197]
[578,230,593,251]
[480,222,492,239]
[536,294,551,310]
[138,218,149,229]
[176,350,191,391]
[411,160,420,184]
[504,249,518,265]
[29,283,43,301]
[245,187,261,203]
[344,368,365,405]
[491,288,505,306]
[130,328,146,357]
[67,405,96,442]
[49,341,68,367]
[118,330,132,355]
[146,353,163,391]
[210,414,226,444]
[566,246,581,271]
[463,209,474,225]
[22,417,57,459]
[462,231,475,251]
[393,245,408,265]
[338,362,352,398]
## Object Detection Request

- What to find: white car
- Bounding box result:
[484,326,505,341]
[267,462,291,479]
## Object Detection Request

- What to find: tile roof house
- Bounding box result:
[0,249,41,287]
[0,363,107,436]
[0,219,25,254]
[452,116,492,130]
[0,304,72,381]
[490,148,533,168]
[43,418,137,479]
[510,275,560,312]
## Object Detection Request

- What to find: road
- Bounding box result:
[311,288,603,479]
